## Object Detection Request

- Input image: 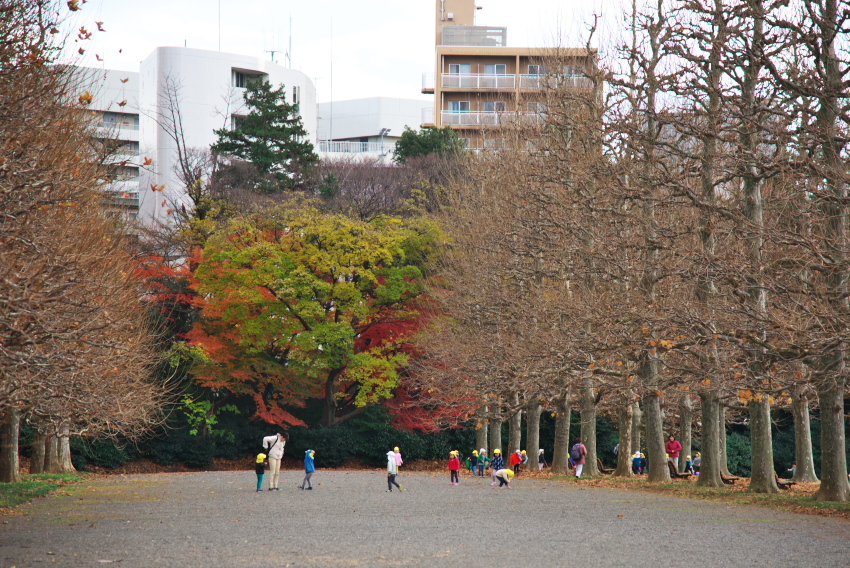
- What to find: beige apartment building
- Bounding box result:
[422,0,595,149]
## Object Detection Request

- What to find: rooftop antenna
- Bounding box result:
[264,26,283,63]
[286,15,292,67]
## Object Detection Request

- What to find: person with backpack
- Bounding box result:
[254,452,268,492]
[262,431,288,491]
[490,449,505,485]
[477,448,489,477]
[299,449,316,490]
[571,438,588,479]
[386,449,403,492]
[469,450,479,476]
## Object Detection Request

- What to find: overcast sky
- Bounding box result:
[69,0,623,103]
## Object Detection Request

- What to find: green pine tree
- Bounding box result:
[212,80,318,191]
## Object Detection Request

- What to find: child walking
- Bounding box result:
[255,452,267,492]
[386,449,403,492]
[300,449,316,490]
[448,451,461,485]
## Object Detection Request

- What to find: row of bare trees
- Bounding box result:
[0,1,166,482]
[412,0,849,500]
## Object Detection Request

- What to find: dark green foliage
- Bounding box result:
[392,126,466,164]
[70,438,139,470]
[726,431,752,477]
[287,407,476,468]
[212,80,318,190]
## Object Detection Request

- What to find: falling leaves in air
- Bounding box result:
[78,91,93,105]
[117,100,127,107]
[142,157,153,165]
[96,21,105,32]
[78,47,85,55]
[78,26,92,40]
[120,77,129,83]
[150,184,165,192]
[67,0,80,11]
[95,54,103,61]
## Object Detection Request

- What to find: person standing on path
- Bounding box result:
[490,449,505,485]
[477,449,488,477]
[387,450,403,492]
[571,438,587,479]
[262,431,288,491]
[538,449,547,471]
[300,449,316,490]
[469,450,479,477]
[665,435,683,470]
[255,453,267,492]
[448,451,461,485]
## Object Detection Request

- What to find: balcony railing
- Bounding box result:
[441,73,515,90]
[422,73,435,91]
[519,74,593,90]
[421,107,435,126]
[317,141,396,154]
[441,110,544,127]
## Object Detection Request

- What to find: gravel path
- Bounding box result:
[1,470,848,567]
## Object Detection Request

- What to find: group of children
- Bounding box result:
[255,448,316,491]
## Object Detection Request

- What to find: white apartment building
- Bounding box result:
[317,97,429,163]
[79,47,318,226]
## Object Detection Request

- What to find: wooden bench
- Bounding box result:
[776,474,796,490]
[721,474,740,485]
[597,457,614,475]
[667,461,693,479]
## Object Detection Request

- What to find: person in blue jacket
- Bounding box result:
[300,449,316,490]
[489,449,505,485]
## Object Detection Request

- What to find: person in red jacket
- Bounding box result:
[509,449,523,475]
[448,451,461,485]
[665,435,683,470]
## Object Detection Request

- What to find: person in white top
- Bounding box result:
[262,432,288,490]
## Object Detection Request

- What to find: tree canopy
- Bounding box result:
[392,126,467,164]
[183,204,441,427]
[211,80,318,190]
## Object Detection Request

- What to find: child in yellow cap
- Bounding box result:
[255,453,268,492]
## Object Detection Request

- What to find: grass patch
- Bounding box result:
[0,472,85,512]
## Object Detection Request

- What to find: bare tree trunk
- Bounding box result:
[697,390,724,487]
[643,391,670,482]
[631,401,642,455]
[507,392,522,455]
[579,379,599,476]
[791,384,818,482]
[551,390,572,474]
[44,434,60,473]
[679,394,693,473]
[30,431,46,474]
[615,392,634,477]
[748,397,779,493]
[719,404,731,477]
[815,375,850,501]
[488,402,502,455]
[57,423,75,473]
[526,396,541,470]
[0,407,22,483]
[475,406,488,456]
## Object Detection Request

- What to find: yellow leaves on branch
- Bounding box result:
[68,0,81,11]
[78,91,93,105]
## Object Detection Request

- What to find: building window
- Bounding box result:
[484,101,506,112]
[449,100,470,112]
[484,138,504,149]
[232,70,267,88]
[293,85,300,105]
[231,114,246,130]
[484,64,507,75]
[528,102,547,114]
[449,63,472,75]
[458,138,471,148]
[528,64,548,75]
[563,64,583,76]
